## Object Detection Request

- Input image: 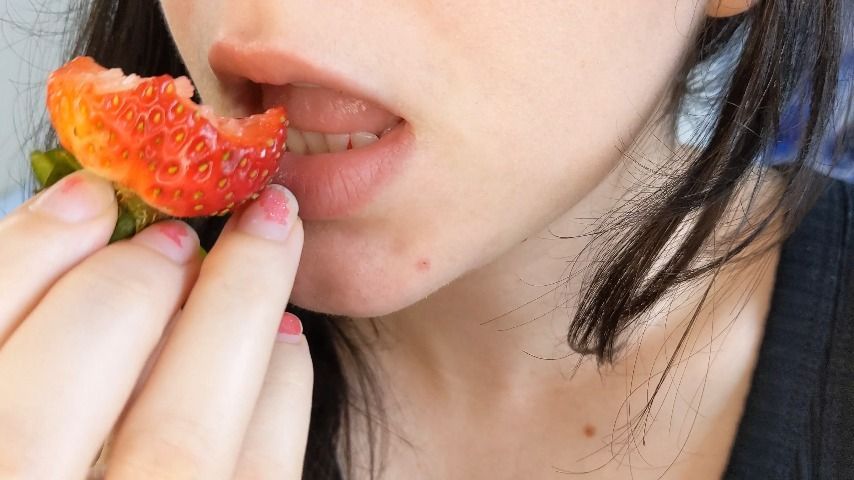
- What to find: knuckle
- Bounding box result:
[0,461,24,479]
[210,265,257,297]
[76,264,152,302]
[234,455,299,480]
[233,459,272,480]
[71,246,184,310]
[0,447,26,477]
[109,420,213,479]
[197,251,269,301]
[0,415,40,478]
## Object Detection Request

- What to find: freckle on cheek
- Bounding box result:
[416,258,431,272]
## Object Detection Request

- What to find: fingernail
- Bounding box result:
[130,220,200,264]
[29,171,115,222]
[277,312,303,343]
[237,185,299,242]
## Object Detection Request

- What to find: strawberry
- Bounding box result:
[40,56,287,233]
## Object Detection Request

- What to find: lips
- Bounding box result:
[208,40,414,220]
[265,83,402,155]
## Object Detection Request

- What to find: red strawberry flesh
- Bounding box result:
[46,56,287,217]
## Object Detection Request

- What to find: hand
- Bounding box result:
[0,170,310,479]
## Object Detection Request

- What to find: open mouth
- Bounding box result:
[207,41,414,219]
[284,122,403,155]
[258,82,404,155]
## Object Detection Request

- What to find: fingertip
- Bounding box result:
[213,192,303,254]
[236,185,299,242]
[276,312,303,344]
[27,170,117,224]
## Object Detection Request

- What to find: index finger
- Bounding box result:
[0,171,117,343]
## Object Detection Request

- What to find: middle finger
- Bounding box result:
[106,186,303,479]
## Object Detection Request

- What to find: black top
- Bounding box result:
[724,179,854,479]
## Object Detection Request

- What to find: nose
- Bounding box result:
[201,1,406,129]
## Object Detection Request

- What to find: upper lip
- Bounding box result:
[207,39,403,121]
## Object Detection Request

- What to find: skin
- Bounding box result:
[0,173,310,479]
[0,0,777,478]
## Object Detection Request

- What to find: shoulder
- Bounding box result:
[797,178,854,477]
[726,178,854,478]
[784,178,853,374]
[779,178,854,286]
[821,180,854,476]
[773,178,853,311]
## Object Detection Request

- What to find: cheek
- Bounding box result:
[160,0,195,17]
[447,1,702,213]
[159,1,197,41]
[290,222,444,318]
[158,1,211,79]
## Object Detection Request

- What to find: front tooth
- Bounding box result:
[325,133,350,153]
[351,131,379,149]
[302,131,329,154]
[286,128,308,155]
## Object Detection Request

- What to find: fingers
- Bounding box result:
[0,221,202,479]
[0,171,117,343]
[233,314,313,480]
[107,185,305,479]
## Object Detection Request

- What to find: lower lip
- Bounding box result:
[271,121,414,220]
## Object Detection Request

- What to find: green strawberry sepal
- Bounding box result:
[30,147,169,243]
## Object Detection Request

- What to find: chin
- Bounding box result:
[287,221,451,319]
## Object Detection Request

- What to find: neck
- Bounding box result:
[351,124,781,403]
[362,170,617,395]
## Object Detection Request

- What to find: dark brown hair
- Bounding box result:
[30,1,854,478]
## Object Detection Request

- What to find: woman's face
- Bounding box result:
[159,1,705,317]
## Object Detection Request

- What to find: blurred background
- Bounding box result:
[0,0,65,214]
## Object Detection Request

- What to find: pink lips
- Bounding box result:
[261,84,401,135]
[274,121,413,219]
[208,40,414,220]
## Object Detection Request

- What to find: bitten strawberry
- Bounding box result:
[44,56,287,219]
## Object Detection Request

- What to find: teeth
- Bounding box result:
[325,133,350,153]
[284,127,390,155]
[302,131,329,155]
[286,128,307,155]
[351,132,379,148]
